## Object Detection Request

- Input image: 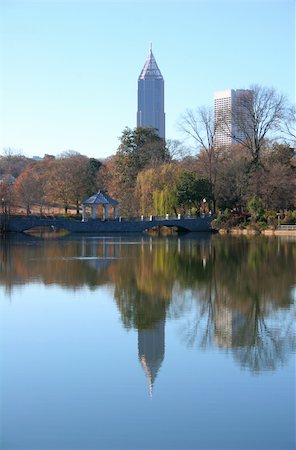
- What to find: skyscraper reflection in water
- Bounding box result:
[138,319,165,397]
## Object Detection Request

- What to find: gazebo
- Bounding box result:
[81,190,118,221]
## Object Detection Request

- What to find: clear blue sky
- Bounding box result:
[0,0,294,159]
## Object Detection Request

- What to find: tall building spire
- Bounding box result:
[138,47,163,80]
[137,46,165,139]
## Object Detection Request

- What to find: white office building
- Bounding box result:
[137,46,165,139]
[214,89,253,148]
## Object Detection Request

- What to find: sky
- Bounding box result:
[0,0,295,160]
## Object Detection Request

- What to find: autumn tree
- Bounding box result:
[14,164,45,215]
[45,152,95,214]
[0,174,16,214]
[247,144,296,210]
[64,152,101,213]
[136,162,182,216]
[214,145,250,210]
[98,156,117,195]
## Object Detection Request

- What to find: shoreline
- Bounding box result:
[217,228,296,237]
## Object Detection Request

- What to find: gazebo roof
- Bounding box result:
[82,190,118,206]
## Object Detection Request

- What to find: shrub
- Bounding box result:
[247,196,265,223]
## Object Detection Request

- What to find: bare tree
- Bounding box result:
[180,107,216,177]
[179,106,221,210]
[0,147,29,178]
[282,104,296,144]
[166,139,191,160]
[217,85,288,166]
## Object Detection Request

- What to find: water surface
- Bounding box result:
[0,233,295,450]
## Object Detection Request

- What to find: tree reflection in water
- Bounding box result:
[170,236,296,372]
[1,234,295,376]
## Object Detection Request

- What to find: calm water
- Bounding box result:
[0,233,295,450]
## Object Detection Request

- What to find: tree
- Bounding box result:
[0,174,16,214]
[179,106,220,210]
[0,148,30,178]
[14,165,43,215]
[215,145,250,210]
[64,153,97,213]
[282,104,296,143]
[136,162,181,216]
[113,127,169,216]
[218,85,288,166]
[176,172,212,213]
[166,139,191,160]
[153,187,178,217]
[86,158,102,194]
[247,195,265,223]
[116,126,169,177]
[45,153,92,214]
[248,144,296,210]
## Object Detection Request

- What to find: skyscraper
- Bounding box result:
[214,89,253,148]
[137,46,165,139]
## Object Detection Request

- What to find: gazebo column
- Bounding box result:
[103,204,109,220]
[91,204,96,219]
[82,205,86,222]
[114,206,118,219]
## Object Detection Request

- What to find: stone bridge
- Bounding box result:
[2,214,214,234]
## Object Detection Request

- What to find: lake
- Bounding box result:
[0,233,295,450]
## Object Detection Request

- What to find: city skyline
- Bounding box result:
[0,0,294,159]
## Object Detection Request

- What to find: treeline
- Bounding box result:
[0,151,103,215]
[0,85,295,222]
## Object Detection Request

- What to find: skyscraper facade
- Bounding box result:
[137,47,165,139]
[214,89,253,148]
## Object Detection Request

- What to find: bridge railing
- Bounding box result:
[138,214,210,221]
[83,215,208,222]
[5,213,212,223]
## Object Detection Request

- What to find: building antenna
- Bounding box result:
[150,42,152,52]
